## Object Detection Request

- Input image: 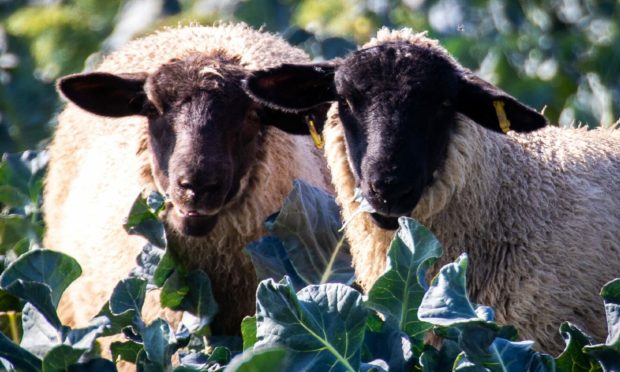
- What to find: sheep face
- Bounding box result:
[245,41,547,229]
[58,53,314,236]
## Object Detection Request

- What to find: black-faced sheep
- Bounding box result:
[44,23,331,337]
[244,28,620,354]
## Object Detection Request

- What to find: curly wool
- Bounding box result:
[323,28,620,354]
[44,23,331,334]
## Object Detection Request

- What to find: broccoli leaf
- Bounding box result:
[255,277,367,371]
[366,217,442,355]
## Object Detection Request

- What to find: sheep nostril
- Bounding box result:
[177,178,194,190]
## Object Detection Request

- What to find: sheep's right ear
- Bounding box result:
[244,63,337,114]
[57,72,148,117]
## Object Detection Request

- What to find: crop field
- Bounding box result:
[0,1,619,371]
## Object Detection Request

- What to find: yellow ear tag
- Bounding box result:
[306,116,324,149]
[493,100,511,134]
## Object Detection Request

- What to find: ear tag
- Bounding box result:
[305,115,324,149]
[493,100,511,134]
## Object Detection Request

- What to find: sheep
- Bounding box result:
[44,22,332,339]
[244,28,620,354]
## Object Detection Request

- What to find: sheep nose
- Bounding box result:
[368,176,396,196]
[177,177,194,190]
[176,174,220,196]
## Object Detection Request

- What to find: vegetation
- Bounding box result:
[0,176,619,371]
[0,0,619,370]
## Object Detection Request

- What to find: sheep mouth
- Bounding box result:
[169,206,219,236]
[370,213,400,230]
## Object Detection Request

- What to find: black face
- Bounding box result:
[59,52,330,237]
[334,43,459,225]
[243,39,547,231]
[144,55,261,236]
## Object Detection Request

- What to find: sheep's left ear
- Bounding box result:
[244,63,337,114]
[456,70,547,133]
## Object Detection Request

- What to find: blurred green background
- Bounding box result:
[0,0,619,153]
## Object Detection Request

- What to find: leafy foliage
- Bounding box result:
[0,178,619,370]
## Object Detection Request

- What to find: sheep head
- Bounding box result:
[245,41,547,229]
[58,52,322,236]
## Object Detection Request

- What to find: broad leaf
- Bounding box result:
[419,340,461,372]
[0,250,81,327]
[224,347,286,372]
[363,321,413,372]
[42,345,84,372]
[248,180,354,289]
[556,322,601,372]
[241,316,257,351]
[20,303,61,358]
[366,217,442,354]
[584,279,620,371]
[160,270,189,308]
[123,192,167,249]
[177,270,218,335]
[109,277,147,317]
[142,319,176,370]
[4,280,61,329]
[245,236,305,290]
[256,278,367,371]
[131,243,166,285]
[419,254,553,371]
[111,340,142,363]
[418,254,494,327]
[0,330,41,371]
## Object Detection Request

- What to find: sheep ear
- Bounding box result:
[57,72,148,117]
[257,103,330,135]
[456,71,547,133]
[245,63,337,114]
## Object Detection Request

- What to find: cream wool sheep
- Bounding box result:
[245,28,620,354]
[45,23,331,337]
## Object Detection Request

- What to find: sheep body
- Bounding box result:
[322,29,620,353]
[245,27,620,353]
[44,23,331,334]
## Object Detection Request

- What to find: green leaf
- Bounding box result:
[41,345,84,372]
[142,318,176,370]
[362,322,413,372]
[555,322,601,372]
[224,347,287,372]
[0,151,48,197]
[256,180,354,287]
[160,270,189,309]
[178,270,218,335]
[109,277,147,317]
[4,280,62,330]
[0,249,82,311]
[153,250,179,287]
[419,341,461,372]
[111,340,142,363]
[366,217,442,354]
[132,243,166,284]
[19,303,61,358]
[419,254,554,372]
[123,192,167,249]
[584,279,620,371]
[95,301,136,337]
[418,254,494,327]
[256,278,367,371]
[241,316,257,351]
[208,346,231,364]
[245,236,305,290]
[0,185,30,208]
[0,330,42,372]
